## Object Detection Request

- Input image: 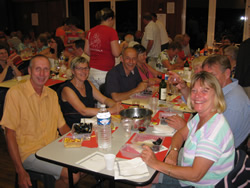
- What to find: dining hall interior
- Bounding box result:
[0,0,249,188]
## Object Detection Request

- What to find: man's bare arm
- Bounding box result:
[58,124,71,135]
[111,82,148,102]
[146,40,154,55]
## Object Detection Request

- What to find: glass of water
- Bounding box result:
[121,118,133,137]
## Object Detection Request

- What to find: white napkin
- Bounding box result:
[76,152,105,172]
[81,117,97,124]
[114,157,149,180]
[153,125,176,136]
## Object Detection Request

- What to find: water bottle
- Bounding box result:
[97,104,111,149]
[59,52,65,64]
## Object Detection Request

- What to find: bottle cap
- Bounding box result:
[100,104,106,108]
[165,74,169,81]
[162,74,165,80]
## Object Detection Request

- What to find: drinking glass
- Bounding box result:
[121,118,133,137]
[171,78,178,96]
[149,97,158,114]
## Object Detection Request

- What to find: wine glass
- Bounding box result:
[171,78,179,96]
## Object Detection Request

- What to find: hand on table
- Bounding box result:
[148,78,161,86]
[165,115,187,130]
[141,145,158,168]
[109,102,124,114]
[136,81,149,93]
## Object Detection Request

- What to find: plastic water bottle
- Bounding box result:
[97,104,111,149]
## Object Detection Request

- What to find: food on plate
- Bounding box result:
[153,138,163,145]
[134,138,163,152]
[63,137,82,148]
[73,123,92,134]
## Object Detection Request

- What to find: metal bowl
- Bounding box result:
[119,108,153,130]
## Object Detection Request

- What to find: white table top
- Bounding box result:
[36,122,168,186]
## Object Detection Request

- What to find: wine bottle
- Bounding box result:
[159,74,167,101]
[184,58,189,71]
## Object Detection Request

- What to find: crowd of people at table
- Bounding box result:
[0,7,249,188]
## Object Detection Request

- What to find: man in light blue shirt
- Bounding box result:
[202,55,250,148]
[168,55,250,148]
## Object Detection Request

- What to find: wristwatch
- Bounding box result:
[171,147,179,152]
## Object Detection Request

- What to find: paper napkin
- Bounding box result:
[114,157,149,180]
[76,152,105,172]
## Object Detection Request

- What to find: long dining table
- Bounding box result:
[35,87,193,188]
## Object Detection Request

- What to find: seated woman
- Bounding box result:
[58,56,123,128]
[36,34,49,53]
[141,71,235,187]
[158,41,184,71]
[192,56,207,74]
[17,34,32,55]
[39,35,73,67]
[133,44,162,85]
[0,43,22,82]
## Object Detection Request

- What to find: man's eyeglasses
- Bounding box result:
[75,67,90,71]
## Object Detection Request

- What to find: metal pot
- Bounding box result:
[119,108,153,130]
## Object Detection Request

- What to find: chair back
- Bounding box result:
[215,149,250,188]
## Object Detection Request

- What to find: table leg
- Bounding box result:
[109,178,115,188]
[68,168,74,188]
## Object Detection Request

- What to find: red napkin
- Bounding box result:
[81,131,98,148]
[152,92,159,98]
[59,127,118,148]
[116,133,172,161]
[171,96,181,103]
[121,103,140,109]
[151,110,164,124]
[45,79,65,86]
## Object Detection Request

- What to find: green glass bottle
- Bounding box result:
[159,74,167,101]
[184,58,189,71]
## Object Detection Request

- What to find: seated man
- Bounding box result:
[158,41,184,70]
[167,54,250,148]
[224,45,238,78]
[0,55,79,187]
[72,39,90,62]
[105,47,148,102]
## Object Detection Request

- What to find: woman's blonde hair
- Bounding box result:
[70,56,89,70]
[192,56,207,70]
[187,71,226,113]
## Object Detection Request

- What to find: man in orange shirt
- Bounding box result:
[56,18,70,46]
[1,55,79,188]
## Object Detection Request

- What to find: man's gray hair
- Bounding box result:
[224,46,239,61]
